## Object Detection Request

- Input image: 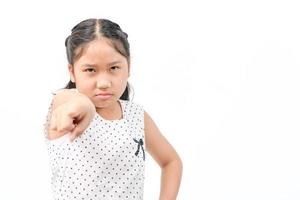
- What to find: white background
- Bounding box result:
[0,0,299,199]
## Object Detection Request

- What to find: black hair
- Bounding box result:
[62,18,133,100]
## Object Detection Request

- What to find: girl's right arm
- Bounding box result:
[47,89,96,141]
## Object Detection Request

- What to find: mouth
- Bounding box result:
[95,93,113,100]
[95,93,113,96]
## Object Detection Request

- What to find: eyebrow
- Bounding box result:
[82,61,122,68]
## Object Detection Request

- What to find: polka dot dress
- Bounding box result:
[43,90,146,200]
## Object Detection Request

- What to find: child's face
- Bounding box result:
[68,37,130,109]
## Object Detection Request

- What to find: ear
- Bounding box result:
[68,64,76,83]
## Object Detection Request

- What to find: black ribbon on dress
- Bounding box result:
[133,138,145,161]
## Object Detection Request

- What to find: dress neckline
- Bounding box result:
[95,99,126,123]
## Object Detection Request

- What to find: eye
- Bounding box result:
[84,68,95,73]
[110,66,120,71]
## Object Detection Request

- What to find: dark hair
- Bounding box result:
[62,18,133,100]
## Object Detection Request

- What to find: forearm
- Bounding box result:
[51,89,87,111]
[159,159,183,200]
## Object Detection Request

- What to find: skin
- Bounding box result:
[69,37,130,120]
[68,36,183,199]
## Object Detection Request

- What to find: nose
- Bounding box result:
[96,74,112,89]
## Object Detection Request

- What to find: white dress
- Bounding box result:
[43,89,146,200]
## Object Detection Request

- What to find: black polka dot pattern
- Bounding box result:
[43,95,146,200]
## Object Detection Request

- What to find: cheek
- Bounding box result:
[114,76,128,90]
[76,76,94,90]
[113,73,127,83]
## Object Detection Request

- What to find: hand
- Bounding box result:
[49,96,96,142]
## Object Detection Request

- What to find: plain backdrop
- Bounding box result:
[0,0,299,199]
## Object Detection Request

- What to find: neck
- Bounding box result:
[96,101,122,120]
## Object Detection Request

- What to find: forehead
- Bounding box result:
[75,38,127,66]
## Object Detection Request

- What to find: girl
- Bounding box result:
[43,18,183,200]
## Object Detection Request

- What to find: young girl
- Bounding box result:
[43,18,183,200]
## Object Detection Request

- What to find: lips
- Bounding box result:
[95,93,113,96]
[95,93,113,100]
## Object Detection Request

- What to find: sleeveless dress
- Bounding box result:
[43,89,146,200]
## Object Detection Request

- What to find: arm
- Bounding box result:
[51,89,85,111]
[47,89,94,140]
[144,111,183,200]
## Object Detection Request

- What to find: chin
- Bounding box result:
[94,98,117,108]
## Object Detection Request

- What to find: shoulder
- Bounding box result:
[121,99,144,113]
[120,100,145,127]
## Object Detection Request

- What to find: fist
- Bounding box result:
[48,96,96,142]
